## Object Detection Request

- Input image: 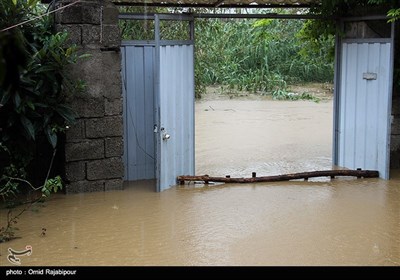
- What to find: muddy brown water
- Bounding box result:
[1,97,399,266]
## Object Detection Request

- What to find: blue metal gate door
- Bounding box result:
[121,14,195,191]
[155,14,195,191]
[336,40,393,179]
[122,44,156,181]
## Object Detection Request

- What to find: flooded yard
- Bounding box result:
[1,93,399,266]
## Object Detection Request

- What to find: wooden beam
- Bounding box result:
[177,169,379,184]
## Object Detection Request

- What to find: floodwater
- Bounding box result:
[1,96,399,266]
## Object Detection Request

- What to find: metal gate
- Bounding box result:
[121,14,195,191]
[334,19,395,179]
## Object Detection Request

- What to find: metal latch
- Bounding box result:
[160,127,170,141]
[363,72,377,80]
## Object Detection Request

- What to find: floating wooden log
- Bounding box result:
[177,169,379,184]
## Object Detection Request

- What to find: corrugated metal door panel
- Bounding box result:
[123,46,156,181]
[158,45,195,191]
[354,43,368,167]
[376,43,392,177]
[340,43,357,168]
[133,47,146,179]
[143,46,156,179]
[337,42,392,178]
[122,47,128,180]
[125,46,138,180]
[364,43,380,169]
[183,46,195,177]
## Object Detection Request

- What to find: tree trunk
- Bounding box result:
[177,169,379,184]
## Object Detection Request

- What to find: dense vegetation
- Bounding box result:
[0,0,81,242]
[195,16,334,98]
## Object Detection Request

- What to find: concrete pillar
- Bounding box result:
[55,0,124,193]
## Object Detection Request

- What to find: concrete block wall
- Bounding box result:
[55,0,124,193]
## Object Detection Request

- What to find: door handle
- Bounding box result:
[161,127,171,141]
[163,133,171,140]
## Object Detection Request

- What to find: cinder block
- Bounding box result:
[101,25,120,48]
[86,157,124,180]
[102,6,119,25]
[65,139,104,162]
[104,179,124,191]
[66,119,85,143]
[105,98,122,116]
[82,25,101,45]
[55,4,83,24]
[82,4,101,24]
[68,97,105,118]
[105,137,123,158]
[66,180,104,193]
[85,116,123,138]
[65,161,86,182]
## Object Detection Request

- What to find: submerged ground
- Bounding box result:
[1,84,399,266]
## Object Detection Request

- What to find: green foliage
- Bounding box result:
[0,174,63,242]
[304,0,399,40]
[41,176,63,198]
[0,0,83,242]
[195,17,334,97]
[368,0,400,19]
[297,20,336,62]
[0,29,80,150]
[387,8,400,22]
[1,0,82,192]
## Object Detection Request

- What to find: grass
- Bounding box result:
[195,17,334,98]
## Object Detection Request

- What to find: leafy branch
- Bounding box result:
[0,150,63,243]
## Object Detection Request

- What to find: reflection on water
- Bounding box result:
[1,98,399,266]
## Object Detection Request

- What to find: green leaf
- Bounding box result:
[33,103,49,108]
[34,80,44,92]
[253,19,273,28]
[42,188,50,198]
[13,93,21,108]
[45,126,57,148]
[28,0,40,7]
[65,47,73,57]
[55,105,77,124]
[12,0,17,6]
[0,91,11,105]
[26,101,35,110]
[78,54,92,59]
[35,65,56,73]
[20,115,35,140]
